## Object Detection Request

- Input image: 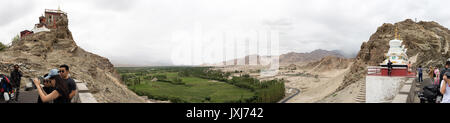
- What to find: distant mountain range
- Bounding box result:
[331,50,358,58]
[279,49,346,64]
[199,49,349,66]
[112,49,354,67]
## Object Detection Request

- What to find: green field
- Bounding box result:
[134,76,255,103]
[116,67,285,103]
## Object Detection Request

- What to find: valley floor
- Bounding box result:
[215,63,360,103]
[281,67,361,103]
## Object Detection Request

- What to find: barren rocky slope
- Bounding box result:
[280,49,345,64]
[0,12,146,103]
[339,19,450,91]
[303,56,354,72]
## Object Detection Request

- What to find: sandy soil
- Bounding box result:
[284,67,352,103]
[214,62,359,103]
[317,80,360,103]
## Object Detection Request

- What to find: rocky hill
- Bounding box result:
[339,19,450,91]
[303,56,354,72]
[280,49,345,64]
[0,11,146,103]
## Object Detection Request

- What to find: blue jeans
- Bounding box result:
[418,73,423,82]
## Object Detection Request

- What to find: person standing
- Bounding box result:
[33,69,71,103]
[59,64,77,100]
[434,67,440,85]
[429,66,434,79]
[440,61,450,87]
[440,72,450,103]
[417,65,423,82]
[10,64,22,101]
[408,61,412,72]
[37,74,55,103]
[387,60,393,76]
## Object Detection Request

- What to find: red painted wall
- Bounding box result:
[45,12,62,29]
[381,68,408,76]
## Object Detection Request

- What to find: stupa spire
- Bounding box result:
[394,26,402,40]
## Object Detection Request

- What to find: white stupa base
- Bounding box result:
[366,76,409,103]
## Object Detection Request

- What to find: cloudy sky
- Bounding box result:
[1,0,450,66]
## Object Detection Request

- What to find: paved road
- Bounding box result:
[0,89,38,103]
[278,87,300,103]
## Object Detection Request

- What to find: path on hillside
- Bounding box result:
[278,87,300,103]
[413,74,434,103]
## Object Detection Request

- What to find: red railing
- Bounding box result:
[367,66,382,75]
[367,66,416,77]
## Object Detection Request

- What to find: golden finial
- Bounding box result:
[57,0,62,11]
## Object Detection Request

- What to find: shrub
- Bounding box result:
[170,77,185,85]
[154,74,168,81]
[169,97,187,103]
[11,35,19,46]
[0,42,6,51]
[204,96,211,101]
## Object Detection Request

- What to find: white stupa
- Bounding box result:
[381,27,408,66]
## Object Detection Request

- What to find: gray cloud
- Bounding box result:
[92,0,136,11]
[0,1,35,27]
[2,0,450,66]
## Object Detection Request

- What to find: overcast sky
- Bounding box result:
[1,0,450,66]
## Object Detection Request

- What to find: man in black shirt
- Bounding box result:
[59,64,77,100]
[387,60,393,76]
[10,65,22,101]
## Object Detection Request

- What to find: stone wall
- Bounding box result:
[366,76,409,103]
[391,78,415,103]
[72,79,98,103]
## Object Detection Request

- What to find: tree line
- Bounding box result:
[178,67,285,103]
[117,67,286,103]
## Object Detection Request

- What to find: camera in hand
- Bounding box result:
[25,76,45,91]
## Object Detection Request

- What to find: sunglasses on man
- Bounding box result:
[58,70,65,73]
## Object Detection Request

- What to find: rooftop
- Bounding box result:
[45,9,67,15]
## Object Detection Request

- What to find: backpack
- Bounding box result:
[0,74,11,93]
[423,85,438,99]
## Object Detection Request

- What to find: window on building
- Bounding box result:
[48,15,53,25]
